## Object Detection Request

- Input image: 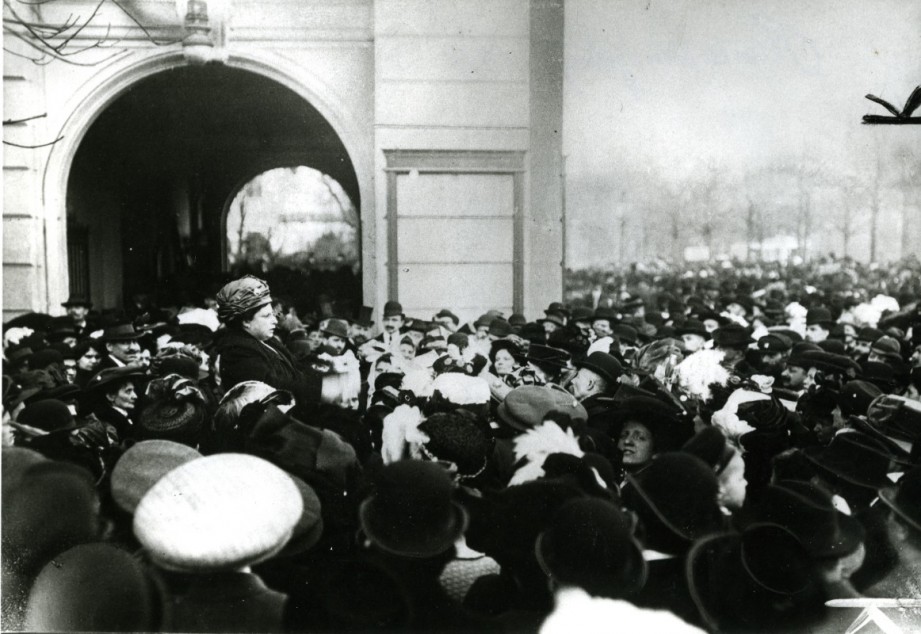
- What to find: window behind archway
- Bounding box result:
[226,166,360,316]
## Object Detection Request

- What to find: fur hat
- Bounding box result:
[133,453,302,572]
[359,460,468,558]
[535,498,647,599]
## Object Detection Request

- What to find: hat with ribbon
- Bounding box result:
[215,276,272,324]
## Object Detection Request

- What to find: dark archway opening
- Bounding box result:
[67,65,360,316]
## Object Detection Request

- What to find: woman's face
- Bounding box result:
[77,347,101,371]
[108,382,138,411]
[399,342,416,361]
[493,348,516,376]
[618,421,654,466]
[242,304,277,342]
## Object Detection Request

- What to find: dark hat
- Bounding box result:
[525,343,572,370]
[804,432,893,489]
[870,335,902,361]
[418,411,491,477]
[322,318,350,339]
[497,385,588,432]
[615,396,694,452]
[806,307,834,327]
[769,327,803,344]
[837,380,882,418]
[100,323,143,342]
[508,313,528,328]
[474,313,494,329]
[352,306,375,328]
[592,307,619,324]
[817,339,847,355]
[157,354,207,382]
[85,366,146,395]
[878,465,921,534]
[736,396,788,431]
[858,394,921,455]
[611,324,638,345]
[859,361,898,392]
[46,318,78,342]
[757,333,793,353]
[23,543,163,632]
[712,324,753,349]
[489,339,522,363]
[676,319,710,339]
[576,351,624,385]
[545,302,571,318]
[383,301,404,318]
[27,348,65,370]
[215,275,272,324]
[622,453,722,545]
[799,350,860,378]
[138,390,205,446]
[406,319,436,334]
[857,327,884,343]
[447,332,469,349]
[359,460,468,558]
[787,342,823,368]
[570,307,594,323]
[6,346,34,366]
[434,309,459,326]
[110,440,203,514]
[488,318,514,338]
[742,480,864,559]
[13,399,76,434]
[538,313,566,328]
[681,427,735,475]
[61,295,93,308]
[686,524,827,632]
[535,498,647,599]
[278,475,325,557]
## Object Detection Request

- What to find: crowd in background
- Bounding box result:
[3,254,921,632]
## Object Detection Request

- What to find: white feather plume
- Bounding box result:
[870,294,899,315]
[3,327,33,349]
[432,373,491,405]
[381,404,426,464]
[401,368,435,398]
[675,349,730,403]
[852,303,882,328]
[508,421,584,486]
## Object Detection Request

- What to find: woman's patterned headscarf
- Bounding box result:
[215,276,272,324]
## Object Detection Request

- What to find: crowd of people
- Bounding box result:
[3,256,921,632]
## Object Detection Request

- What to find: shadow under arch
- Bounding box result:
[42,49,372,312]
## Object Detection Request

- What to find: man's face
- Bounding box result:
[805,324,829,343]
[542,321,560,336]
[350,324,372,345]
[782,364,807,390]
[66,305,88,321]
[911,346,921,368]
[108,382,137,411]
[106,340,141,365]
[324,335,346,355]
[569,367,601,400]
[382,315,404,334]
[242,304,278,342]
[682,333,706,353]
[760,351,786,373]
[592,319,612,338]
[852,340,872,357]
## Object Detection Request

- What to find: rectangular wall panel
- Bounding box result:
[398,263,513,309]
[397,217,513,263]
[397,173,514,217]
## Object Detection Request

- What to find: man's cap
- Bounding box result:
[110,440,203,514]
[497,385,588,432]
[757,334,793,353]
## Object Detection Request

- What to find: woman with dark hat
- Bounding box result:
[83,366,146,443]
[212,275,323,409]
[615,396,694,474]
[489,339,521,382]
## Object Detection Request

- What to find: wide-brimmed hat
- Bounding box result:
[133,453,302,572]
[61,295,93,308]
[110,440,203,514]
[686,524,827,632]
[614,396,694,452]
[497,385,588,432]
[622,453,722,546]
[100,323,143,342]
[359,460,468,558]
[215,276,272,324]
[535,498,647,599]
[853,393,921,457]
[11,399,76,435]
[799,350,860,378]
[525,343,571,370]
[803,432,893,489]
[592,307,619,325]
[878,465,921,534]
[675,319,709,339]
[837,380,882,418]
[84,366,146,395]
[741,480,864,559]
[575,351,623,386]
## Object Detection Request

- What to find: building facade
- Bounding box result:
[3,0,564,324]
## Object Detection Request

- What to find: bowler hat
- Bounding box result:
[85,366,146,395]
[806,307,834,327]
[857,327,884,343]
[576,351,623,386]
[322,319,350,339]
[61,295,93,308]
[535,498,647,599]
[804,432,893,489]
[742,480,864,559]
[870,335,902,362]
[488,318,514,338]
[383,301,404,318]
[593,307,618,324]
[133,453,302,572]
[545,302,571,318]
[497,385,588,432]
[434,309,459,326]
[818,339,847,355]
[538,313,566,328]
[713,324,753,349]
[686,524,827,632]
[611,324,638,345]
[878,465,921,534]
[859,361,898,392]
[570,307,594,324]
[101,323,143,342]
[359,460,468,558]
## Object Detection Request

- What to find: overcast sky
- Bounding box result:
[563,0,921,267]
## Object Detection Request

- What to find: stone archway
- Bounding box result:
[42,50,373,313]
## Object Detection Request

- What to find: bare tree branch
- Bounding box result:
[3,113,47,125]
[4,136,64,148]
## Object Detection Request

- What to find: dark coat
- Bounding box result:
[168,572,286,633]
[213,328,322,406]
